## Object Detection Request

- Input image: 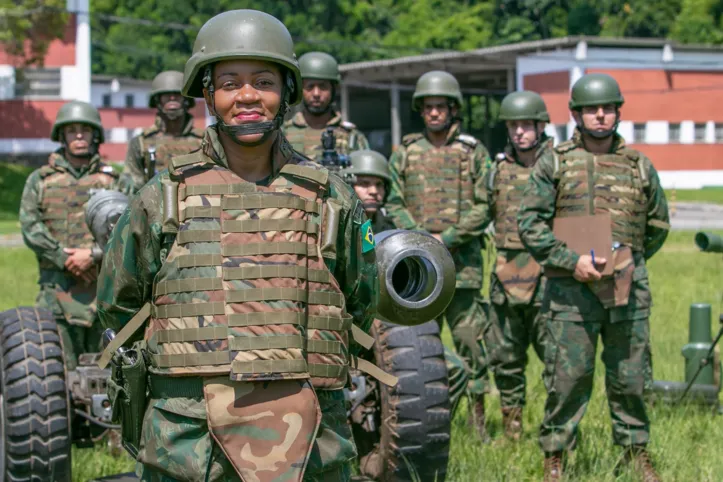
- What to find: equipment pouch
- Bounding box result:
[587,246,634,309]
[108,340,148,459]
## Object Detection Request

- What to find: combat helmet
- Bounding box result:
[569,73,624,110]
[412,71,464,110]
[182,10,302,144]
[148,70,194,108]
[344,150,392,184]
[51,101,104,143]
[499,91,549,122]
[299,52,341,83]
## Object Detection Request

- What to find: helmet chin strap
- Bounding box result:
[202,65,293,147]
[303,83,335,116]
[62,129,100,158]
[513,121,541,153]
[159,98,193,121]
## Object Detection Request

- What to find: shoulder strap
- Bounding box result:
[280,163,329,187]
[402,133,423,146]
[97,303,151,370]
[456,133,479,148]
[170,151,207,171]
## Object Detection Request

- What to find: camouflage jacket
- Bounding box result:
[20,151,120,324]
[97,126,378,354]
[517,129,670,321]
[283,111,369,162]
[386,123,491,289]
[482,139,553,306]
[122,115,204,194]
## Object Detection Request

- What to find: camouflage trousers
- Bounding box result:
[444,346,471,414]
[437,289,489,398]
[136,388,355,481]
[36,284,102,370]
[485,301,548,408]
[539,317,651,453]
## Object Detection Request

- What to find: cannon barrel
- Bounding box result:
[695,232,723,253]
[86,190,129,250]
[374,230,456,326]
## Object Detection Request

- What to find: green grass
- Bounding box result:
[0,163,33,222]
[1,232,723,480]
[665,187,723,205]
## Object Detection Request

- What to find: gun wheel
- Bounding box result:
[0,307,71,482]
[353,320,451,481]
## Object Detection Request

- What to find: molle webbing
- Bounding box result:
[39,168,116,256]
[493,160,531,250]
[404,140,475,233]
[149,163,353,389]
[555,151,647,250]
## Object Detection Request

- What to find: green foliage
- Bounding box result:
[0,0,68,65]
[671,0,723,44]
[0,162,33,221]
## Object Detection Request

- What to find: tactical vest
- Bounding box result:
[492,155,532,250]
[403,135,476,233]
[146,158,351,389]
[284,120,355,161]
[555,145,647,250]
[139,130,203,175]
[39,163,116,269]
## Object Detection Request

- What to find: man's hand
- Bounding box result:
[431,233,443,243]
[573,254,607,282]
[64,248,96,283]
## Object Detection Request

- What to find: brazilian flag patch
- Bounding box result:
[361,220,375,253]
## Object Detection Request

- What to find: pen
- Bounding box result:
[590,248,595,265]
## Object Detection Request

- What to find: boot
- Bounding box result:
[469,395,488,442]
[622,446,661,482]
[501,407,523,440]
[543,451,564,482]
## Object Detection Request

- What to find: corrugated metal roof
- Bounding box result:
[340,36,723,73]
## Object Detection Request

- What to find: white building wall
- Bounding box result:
[91,84,151,109]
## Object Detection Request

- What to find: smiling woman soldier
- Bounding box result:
[96,9,378,482]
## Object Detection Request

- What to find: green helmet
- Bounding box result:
[51,101,104,143]
[569,73,624,110]
[149,70,195,108]
[499,91,549,122]
[344,150,392,184]
[299,52,340,83]
[182,10,302,105]
[412,71,464,110]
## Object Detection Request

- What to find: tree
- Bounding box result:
[671,0,723,44]
[0,0,68,66]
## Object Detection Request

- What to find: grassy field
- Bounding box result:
[1,231,722,481]
[665,187,723,205]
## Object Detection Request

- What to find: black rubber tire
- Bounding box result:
[372,320,451,482]
[0,307,71,482]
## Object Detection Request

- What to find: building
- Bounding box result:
[340,37,723,188]
[0,0,206,165]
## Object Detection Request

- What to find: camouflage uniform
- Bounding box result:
[517,128,670,454]
[387,122,491,398]
[283,111,369,162]
[482,140,551,411]
[122,115,204,194]
[20,151,119,369]
[97,123,378,481]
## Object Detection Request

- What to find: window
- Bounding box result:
[125,94,135,108]
[669,123,681,143]
[633,123,646,143]
[694,123,707,143]
[715,123,723,143]
[102,93,111,107]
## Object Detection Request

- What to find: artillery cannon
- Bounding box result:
[0,188,456,481]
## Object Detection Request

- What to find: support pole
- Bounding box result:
[340,82,349,122]
[391,82,401,151]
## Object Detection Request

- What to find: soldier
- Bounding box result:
[480,91,552,441]
[122,70,204,193]
[342,149,395,233]
[20,100,119,370]
[283,51,369,160]
[386,70,491,438]
[97,10,379,481]
[517,73,669,481]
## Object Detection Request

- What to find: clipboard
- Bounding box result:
[545,213,614,278]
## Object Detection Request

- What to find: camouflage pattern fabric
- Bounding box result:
[20,151,119,369]
[97,126,377,480]
[122,115,203,194]
[444,346,471,414]
[476,141,552,409]
[283,111,369,162]
[387,123,491,398]
[517,129,670,452]
[136,389,354,481]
